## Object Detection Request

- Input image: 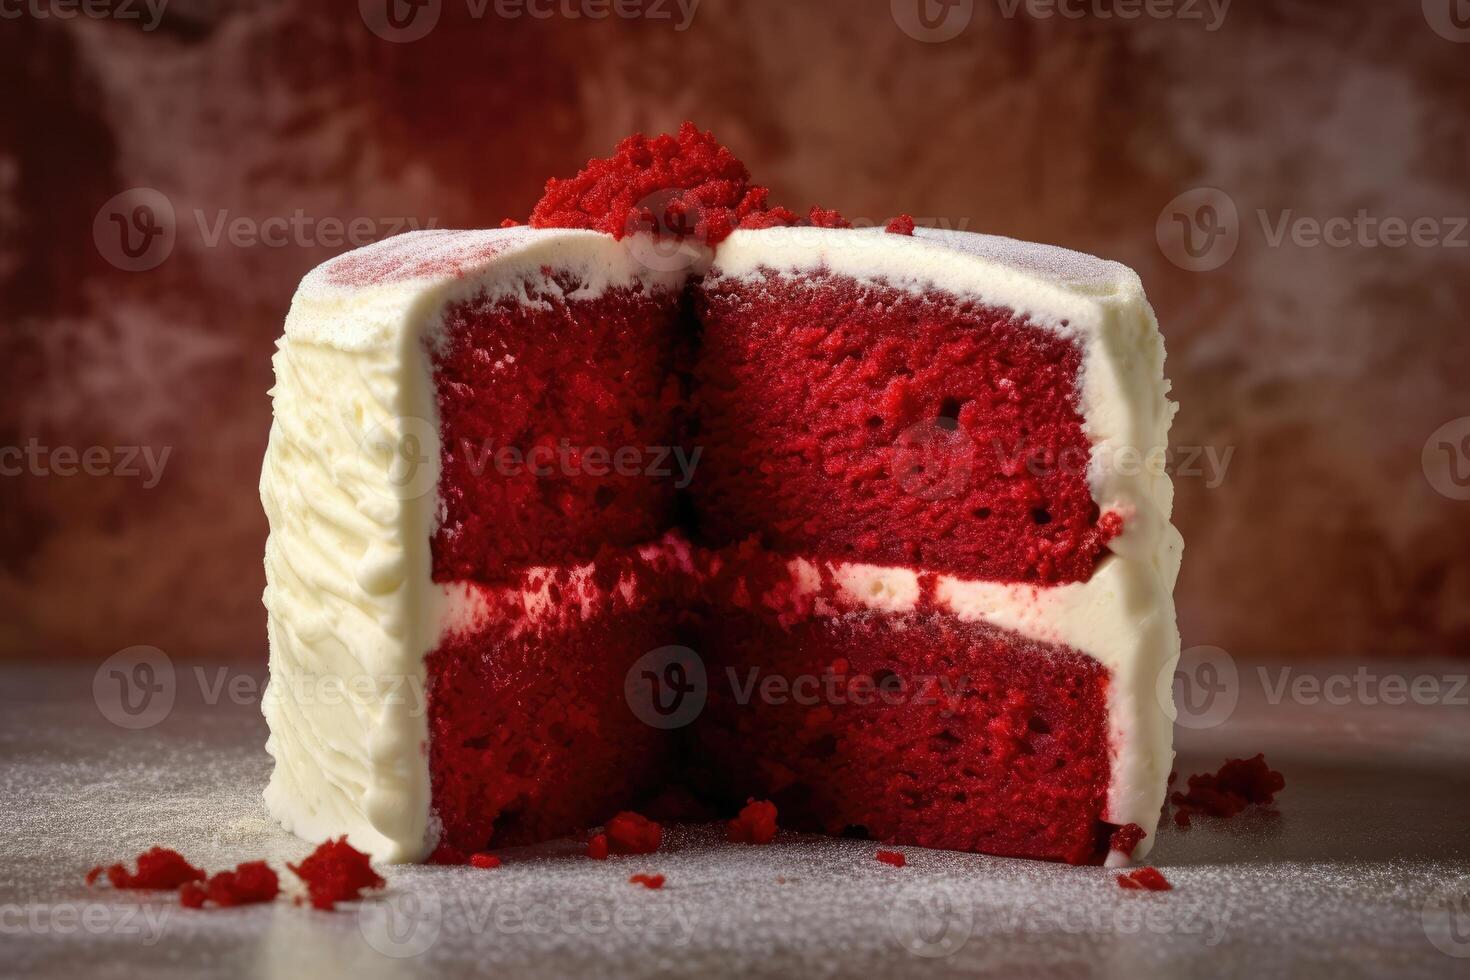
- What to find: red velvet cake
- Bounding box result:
[261,125,1181,866]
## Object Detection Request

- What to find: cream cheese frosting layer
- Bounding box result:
[262,225,1180,863]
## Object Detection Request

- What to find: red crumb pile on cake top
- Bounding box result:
[531,121,846,246]
[288,836,386,910]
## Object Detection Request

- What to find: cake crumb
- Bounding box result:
[1109,823,1147,858]
[727,798,779,845]
[885,214,916,235]
[605,812,663,855]
[182,861,281,909]
[1171,754,1285,827]
[469,853,501,869]
[94,847,206,891]
[587,833,610,860]
[629,873,666,890]
[808,206,852,229]
[531,121,802,246]
[1117,867,1172,891]
[875,850,906,867]
[287,837,384,911]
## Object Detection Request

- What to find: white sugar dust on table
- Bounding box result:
[2,662,1468,979]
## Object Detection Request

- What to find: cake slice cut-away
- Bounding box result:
[261,152,1181,866]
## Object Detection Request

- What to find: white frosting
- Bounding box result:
[261,225,1180,863]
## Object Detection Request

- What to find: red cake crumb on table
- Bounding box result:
[205,861,280,907]
[85,866,102,886]
[885,214,916,235]
[1171,754,1285,828]
[287,837,385,911]
[587,834,610,860]
[875,850,907,867]
[499,218,521,227]
[1117,867,1172,891]
[629,873,666,890]
[531,121,798,246]
[727,799,779,845]
[470,853,501,869]
[1109,823,1147,858]
[96,847,206,891]
[605,812,662,855]
[180,861,281,909]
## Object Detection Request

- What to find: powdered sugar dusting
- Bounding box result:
[5,663,1468,977]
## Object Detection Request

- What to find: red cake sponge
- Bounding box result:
[287,837,385,910]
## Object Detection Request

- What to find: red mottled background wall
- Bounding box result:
[2,0,1468,663]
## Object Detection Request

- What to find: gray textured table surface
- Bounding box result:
[3,660,1469,979]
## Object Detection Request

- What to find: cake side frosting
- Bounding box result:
[260,334,438,861]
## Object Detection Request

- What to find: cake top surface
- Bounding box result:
[286,123,1143,350]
